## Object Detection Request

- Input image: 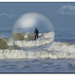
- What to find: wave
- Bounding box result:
[0,38,17,49]
[0,38,8,49]
[0,31,54,49]
[12,31,55,40]
[0,42,75,59]
[0,30,75,59]
[13,31,55,48]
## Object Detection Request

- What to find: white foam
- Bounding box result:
[7,38,14,46]
[0,42,75,59]
[23,32,31,38]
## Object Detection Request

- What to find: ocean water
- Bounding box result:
[0,27,75,73]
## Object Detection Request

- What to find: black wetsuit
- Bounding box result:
[34,29,39,40]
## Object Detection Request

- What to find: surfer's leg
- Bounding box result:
[37,35,38,38]
[34,35,36,40]
[36,35,38,39]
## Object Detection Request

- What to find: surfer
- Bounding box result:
[34,28,39,40]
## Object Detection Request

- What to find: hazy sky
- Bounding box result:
[0,2,75,29]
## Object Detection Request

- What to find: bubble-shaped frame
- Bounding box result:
[12,12,55,51]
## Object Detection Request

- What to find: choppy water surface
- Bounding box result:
[0,59,75,73]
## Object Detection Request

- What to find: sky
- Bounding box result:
[0,2,75,29]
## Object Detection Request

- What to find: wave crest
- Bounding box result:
[0,42,75,59]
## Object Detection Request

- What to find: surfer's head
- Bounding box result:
[35,28,37,30]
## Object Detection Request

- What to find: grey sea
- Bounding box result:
[0,27,75,73]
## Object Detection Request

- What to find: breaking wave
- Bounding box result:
[0,42,75,59]
[14,31,54,47]
[0,38,14,49]
[0,31,54,49]
[0,30,75,59]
